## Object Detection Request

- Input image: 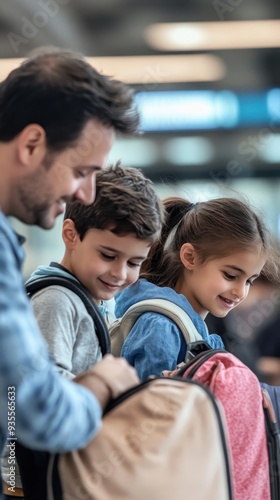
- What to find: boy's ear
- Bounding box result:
[180,243,197,271]
[62,219,79,249]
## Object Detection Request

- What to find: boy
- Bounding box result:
[26,162,165,378]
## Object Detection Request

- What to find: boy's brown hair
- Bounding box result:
[64,162,165,242]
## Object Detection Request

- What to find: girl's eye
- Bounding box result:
[224,272,235,280]
[128,262,141,268]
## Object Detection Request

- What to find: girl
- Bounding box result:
[115,196,279,381]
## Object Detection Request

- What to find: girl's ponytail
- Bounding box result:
[140,197,193,285]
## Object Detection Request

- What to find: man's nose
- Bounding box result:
[75,175,96,205]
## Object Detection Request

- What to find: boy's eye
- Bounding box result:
[128,261,141,268]
[101,253,115,260]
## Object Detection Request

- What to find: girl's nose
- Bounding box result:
[233,282,247,301]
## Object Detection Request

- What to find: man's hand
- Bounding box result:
[74,355,140,409]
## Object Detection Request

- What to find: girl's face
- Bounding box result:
[176,245,266,319]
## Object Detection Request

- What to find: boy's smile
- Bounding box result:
[62,225,151,304]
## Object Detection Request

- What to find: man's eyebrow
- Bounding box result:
[78,165,102,171]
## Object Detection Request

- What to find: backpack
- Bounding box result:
[261,382,280,499]
[18,295,280,500]
[26,275,111,356]
[173,341,280,500]
[47,376,234,500]
[109,298,203,357]
[111,298,280,499]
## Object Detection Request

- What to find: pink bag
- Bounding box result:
[175,343,271,500]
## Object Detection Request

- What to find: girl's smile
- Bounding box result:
[176,246,266,319]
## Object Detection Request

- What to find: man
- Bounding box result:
[0,47,140,496]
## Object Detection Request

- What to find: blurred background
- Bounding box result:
[2,0,280,272]
[2,0,280,268]
[3,0,280,378]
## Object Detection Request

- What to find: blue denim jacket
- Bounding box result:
[116,279,224,381]
[0,211,102,490]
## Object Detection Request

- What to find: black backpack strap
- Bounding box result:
[15,443,51,500]
[261,384,280,500]
[26,276,110,356]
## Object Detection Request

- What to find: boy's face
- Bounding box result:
[63,225,151,303]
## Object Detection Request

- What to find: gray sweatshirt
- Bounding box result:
[26,264,104,379]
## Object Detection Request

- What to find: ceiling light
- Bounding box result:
[0,58,22,81]
[163,137,215,165]
[108,138,160,167]
[0,54,225,84]
[259,134,280,163]
[144,20,280,51]
[88,54,225,84]
[135,90,239,131]
[267,89,280,120]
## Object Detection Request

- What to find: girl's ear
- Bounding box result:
[180,243,197,270]
[62,219,79,249]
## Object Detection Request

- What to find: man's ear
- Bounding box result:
[62,219,79,250]
[180,243,197,271]
[16,124,47,169]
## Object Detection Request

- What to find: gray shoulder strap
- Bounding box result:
[110,298,203,356]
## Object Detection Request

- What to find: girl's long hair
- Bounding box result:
[140,196,280,288]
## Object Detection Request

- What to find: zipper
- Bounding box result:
[177,348,225,378]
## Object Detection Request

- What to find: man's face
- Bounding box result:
[16,119,115,229]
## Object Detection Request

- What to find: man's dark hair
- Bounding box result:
[64,161,165,242]
[0,47,139,151]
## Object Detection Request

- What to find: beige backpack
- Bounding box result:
[47,376,233,500]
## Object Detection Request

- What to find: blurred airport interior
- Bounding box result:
[3,1,280,363]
